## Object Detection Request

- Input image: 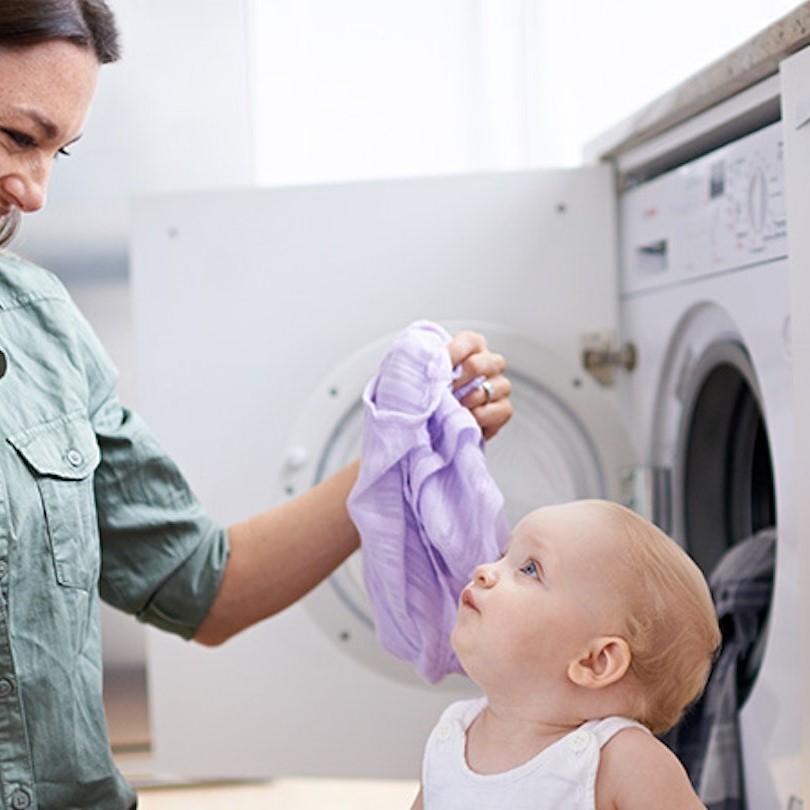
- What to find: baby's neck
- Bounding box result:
[465,700,584,775]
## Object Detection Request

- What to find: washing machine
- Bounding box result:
[618,119,801,808]
[131,168,636,780]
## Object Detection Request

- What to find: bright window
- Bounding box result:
[249,1,799,182]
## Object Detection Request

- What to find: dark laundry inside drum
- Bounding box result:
[665,357,777,805]
[681,360,776,577]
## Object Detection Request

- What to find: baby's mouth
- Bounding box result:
[460,588,479,613]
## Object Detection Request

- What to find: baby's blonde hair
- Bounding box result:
[594,501,721,735]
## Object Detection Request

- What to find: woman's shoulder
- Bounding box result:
[0,250,69,307]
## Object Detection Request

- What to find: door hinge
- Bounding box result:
[581,333,637,387]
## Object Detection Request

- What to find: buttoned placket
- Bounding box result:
[0,474,37,809]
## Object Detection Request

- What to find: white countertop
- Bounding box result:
[586,2,810,162]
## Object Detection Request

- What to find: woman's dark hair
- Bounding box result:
[0,1,120,246]
[0,0,121,63]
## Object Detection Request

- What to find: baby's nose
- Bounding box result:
[473,563,497,587]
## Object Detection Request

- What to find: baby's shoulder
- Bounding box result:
[438,696,487,724]
[596,727,704,810]
[599,722,665,761]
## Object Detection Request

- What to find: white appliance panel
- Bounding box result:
[619,121,801,808]
[620,123,787,297]
[780,43,810,805]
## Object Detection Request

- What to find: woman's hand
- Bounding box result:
[448,330,513,440]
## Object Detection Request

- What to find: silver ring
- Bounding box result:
[480,379,494,403]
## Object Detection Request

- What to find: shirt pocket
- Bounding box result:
[8,413,101,591]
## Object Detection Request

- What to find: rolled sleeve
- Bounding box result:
[135,518,229,639]
[92,395,229,639]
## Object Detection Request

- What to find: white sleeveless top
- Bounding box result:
[422,697,650,809]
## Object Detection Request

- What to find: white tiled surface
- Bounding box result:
[136,779,419,809]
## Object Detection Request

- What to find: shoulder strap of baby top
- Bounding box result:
[589,716,651,749]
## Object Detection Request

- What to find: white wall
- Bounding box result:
[16,0,253,278]
[247,0,803,184]
[248,0,547,183]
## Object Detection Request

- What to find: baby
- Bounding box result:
[411,499,720,809]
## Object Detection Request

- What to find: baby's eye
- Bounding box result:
[519,559,541,579]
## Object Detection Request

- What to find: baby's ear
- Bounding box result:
[567,636,631,689]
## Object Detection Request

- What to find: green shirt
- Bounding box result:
[0,252,229,809]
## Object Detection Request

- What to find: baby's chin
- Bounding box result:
[449,626,465,662]
[449,626,475,675]
[449,625,460,654]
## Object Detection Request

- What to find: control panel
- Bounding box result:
[620,121,787,295]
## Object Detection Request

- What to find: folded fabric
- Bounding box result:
[347,320,510,683]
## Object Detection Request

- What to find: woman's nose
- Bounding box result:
[1,162,50,213]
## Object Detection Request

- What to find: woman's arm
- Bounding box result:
[194,459,361,645]
[194,330,511,645]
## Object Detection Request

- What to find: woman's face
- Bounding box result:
[0,40,99,218]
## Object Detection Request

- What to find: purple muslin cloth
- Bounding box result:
[347,320,510,683]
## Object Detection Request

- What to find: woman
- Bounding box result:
[0,2,513,808]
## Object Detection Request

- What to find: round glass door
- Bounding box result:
[279,324,634,683]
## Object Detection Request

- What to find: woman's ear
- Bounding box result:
[567,636,632,689]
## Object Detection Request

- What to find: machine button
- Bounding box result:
[285,446,309,470]
[0,678,14,698]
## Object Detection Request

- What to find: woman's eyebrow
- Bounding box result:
[11,105,85,149]
[12,105,60,139]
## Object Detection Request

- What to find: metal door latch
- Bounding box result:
[581,333,637,386]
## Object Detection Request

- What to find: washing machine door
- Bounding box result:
[279,321,635,686]
[134,166,633,780]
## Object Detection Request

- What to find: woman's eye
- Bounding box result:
[2,129,35,148]
[519,560,540,578]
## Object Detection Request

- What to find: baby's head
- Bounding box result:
[590,500,721,733]
[452,499,720,735]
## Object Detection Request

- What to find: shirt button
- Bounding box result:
[567,730,592,754]
[436,721,453,742]
[66,448,84,467]
[0,678,14,698]
[11,789,31,809]
[0,561,7,579]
